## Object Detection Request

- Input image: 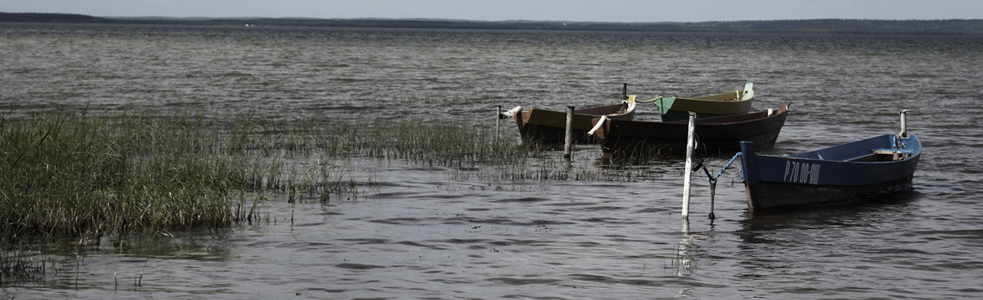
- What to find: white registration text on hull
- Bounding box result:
[783,161,821,184]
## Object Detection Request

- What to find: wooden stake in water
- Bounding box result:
[496,105,502,142]
[681,112,696,218]
[564,106,575,160]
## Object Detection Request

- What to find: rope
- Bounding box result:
[694,152,742,220]
[636,96,664,103]
[499,106,522,118]
[587,115,607,136]
[713,152,743,181]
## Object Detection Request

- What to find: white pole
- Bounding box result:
[682,112,696,218]
[899,109,908,138]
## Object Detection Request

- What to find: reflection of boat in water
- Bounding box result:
[652,83,754,122]
[739,110,920,211]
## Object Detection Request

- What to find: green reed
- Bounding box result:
[0,111,265,238]
[0,110,521,236]
[234,115,531,167]
[0,108,655,240]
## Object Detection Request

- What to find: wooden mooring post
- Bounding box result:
[564,106,575,160]
[496,105,502,142]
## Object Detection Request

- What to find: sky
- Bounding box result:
[4,0,983,22]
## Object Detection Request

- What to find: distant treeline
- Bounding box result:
[3,12,983,36]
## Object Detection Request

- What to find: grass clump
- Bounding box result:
[0,111,255,239]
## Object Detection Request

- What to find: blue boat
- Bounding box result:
[738,111,920,211]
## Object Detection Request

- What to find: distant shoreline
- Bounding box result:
[3,12,983,36]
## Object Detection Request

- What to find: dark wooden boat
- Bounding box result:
[738,122,921,211]
[508,96,635,144]
[590,102,789,157]
[653,83,754,122]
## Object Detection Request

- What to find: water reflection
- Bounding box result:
[730,190,929,296]
[1,228,236,290]
[738,189,922,230]
[673,218,695,276]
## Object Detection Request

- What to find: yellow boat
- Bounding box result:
[652,83,754,121]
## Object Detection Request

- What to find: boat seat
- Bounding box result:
[872,148,917,155]
[871,148,916,161]
[843,148,916,162]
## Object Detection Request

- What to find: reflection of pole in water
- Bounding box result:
[675,115,704,276]
[670,218,694,276]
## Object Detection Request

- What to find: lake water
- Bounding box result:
[2,23,983,299]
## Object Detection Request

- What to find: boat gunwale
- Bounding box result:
[739,133,921,210]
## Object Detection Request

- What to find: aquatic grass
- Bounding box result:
[454,149,661,182]
[218,116,527,202]
[0,248,46,285]
[0,108,675,241]
[235,115,533,167]
[0,111,268,239]
[251,115,665,183]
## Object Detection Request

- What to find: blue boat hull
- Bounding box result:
[739,134,921,211]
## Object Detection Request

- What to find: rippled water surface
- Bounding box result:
[2,23,983,299]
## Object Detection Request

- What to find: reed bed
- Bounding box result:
[0,111,261,239]
[0,111,518,238]
[1,109,658,241]
[0,110,670,286]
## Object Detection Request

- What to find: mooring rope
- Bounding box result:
[499,106,522,118]
[636,96,664,103]
[713,152,742,181]
[693,152,742,220]
[586,115,607,136]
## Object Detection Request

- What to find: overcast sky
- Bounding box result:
[5,0,982,22]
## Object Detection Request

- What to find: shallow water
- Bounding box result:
[2,23,983,299]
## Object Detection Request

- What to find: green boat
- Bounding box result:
[652,83,754,122]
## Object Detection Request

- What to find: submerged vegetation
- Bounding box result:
[0,110,509,239]
[0,108,658,242]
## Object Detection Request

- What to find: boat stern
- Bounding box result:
[738,141,758,208]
